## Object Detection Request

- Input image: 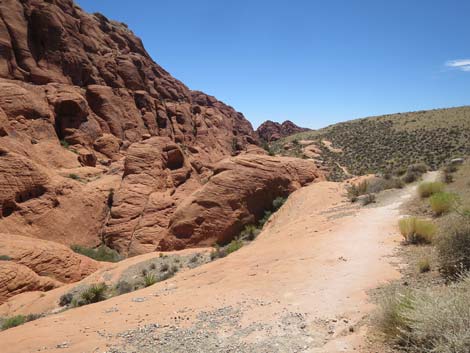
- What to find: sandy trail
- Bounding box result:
[0,179,419,353]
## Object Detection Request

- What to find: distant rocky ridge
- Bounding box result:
[257,120,310,142]
[0,0,323,299]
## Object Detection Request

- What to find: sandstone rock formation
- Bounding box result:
[0,0,323,277]
[0,261,61,304]
[0,233,100,303]
[257,120,310,142]
[161,155,323,250]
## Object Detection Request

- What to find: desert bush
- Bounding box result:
[418,182,444,198]
[346,180,368,201]
[60,139,69,149]
[376,276,470,352]
[226,239,243,254]
[71,244,121,263]
[258,210,272,227]
[0,255,11,261]
[68,173,80,180]
[272,196,286,211]
[189,254,199,263]
[418,258,431,273]
[1,315,26,330]
[393,166,407,177]
[443,171,454,184]
[403,276,470,352]
[437,224,470,278]
[115,280,134,295]
[143,273,157,287]
[402,171,420,183]
[160,263,169,272]
[210,245,227,260]
[59,292,74,307]
[374,287,414,343]
[429,192,456,216]
[240,225,260,241]
[74,283,108,307]
[408,163,428,174]
[398,217,436,244]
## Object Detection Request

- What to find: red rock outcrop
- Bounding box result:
[0,233,100,283]
[0,261,61,304]
[0,0,323,275]
[160,155,323,250]
[257,120,310,142]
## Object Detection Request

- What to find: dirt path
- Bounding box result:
[1,179,420,353]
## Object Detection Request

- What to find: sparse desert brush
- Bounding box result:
[418,257,431,273]
[407,163,428,175]
[346,180,368,201]
[376,276,470,352]
[71,244,121,263]
[437,223,470,279]
[74,283,108,306]
[398,217,436,244]
[0,314,41,331]
[373,286,414,343]
[226,239,243,254]
[402,171,420,183]
[429,192,456,216]
[115,280,134,295]
[143,273,157,287]
[240,224,260,241]
[418,181,445,198]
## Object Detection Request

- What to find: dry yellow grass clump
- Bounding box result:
[398,217,436,244]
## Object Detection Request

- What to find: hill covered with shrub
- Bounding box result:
[272,106,470,180]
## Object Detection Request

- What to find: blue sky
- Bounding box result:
[76,0,470,129]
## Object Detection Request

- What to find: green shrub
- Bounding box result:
[398,217,436,244]
[418,258,431,273]
[71,244,121,262]
[418,181,445,198]
[210,245,227,260]
[1,314,41,330]
[429,192,456,216]
[75,283,108,306]
[258,210,272,227]
[160,263,169,272]
[240,225,260,241]
[60,139,69,149]
[437,224,470,278]
[68,173,80,180]
[272,196,286,211]
[1,315,26,330]
[226,239,243,254]
[143,273,157,287]
[0,255,11,261]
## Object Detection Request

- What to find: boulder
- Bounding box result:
[161,154,323,249]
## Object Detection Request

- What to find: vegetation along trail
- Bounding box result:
[0,177,429,353]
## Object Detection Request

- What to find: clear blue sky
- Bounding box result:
[75,0,470,129]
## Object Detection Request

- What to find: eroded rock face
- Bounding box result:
[160,155,323,250]
[0,0,324,275]
[257,120,309,142]
[0,261,61,304]
[0,233,100,284]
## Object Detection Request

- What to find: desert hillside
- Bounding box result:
[272,106,470,180]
